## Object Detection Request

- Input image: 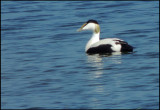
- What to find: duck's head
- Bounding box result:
[77,19,100,33]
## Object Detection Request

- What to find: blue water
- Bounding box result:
[1,1,159,109]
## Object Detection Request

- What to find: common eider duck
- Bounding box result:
[77,19,133,54]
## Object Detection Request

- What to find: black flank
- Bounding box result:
[86,44,113,54]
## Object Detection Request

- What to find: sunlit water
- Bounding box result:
[1,1,159,109]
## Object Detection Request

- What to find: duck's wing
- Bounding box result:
[86,38,121,53]
[91,38,123,48]
[87,38,133,54]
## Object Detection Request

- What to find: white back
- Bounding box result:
[91,38,122,52]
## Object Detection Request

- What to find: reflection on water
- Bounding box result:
[86,52,123,108]
[86,52,122,66]
[86,54,103,79]
[86,52,122,80]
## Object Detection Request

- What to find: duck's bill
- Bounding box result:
[77,28,82,32]
[77,23,87,32]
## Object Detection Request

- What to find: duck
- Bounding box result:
[77,19,133,54]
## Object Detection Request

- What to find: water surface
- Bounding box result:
[1,1,159,109]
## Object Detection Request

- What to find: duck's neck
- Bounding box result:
[85,32,100,52]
